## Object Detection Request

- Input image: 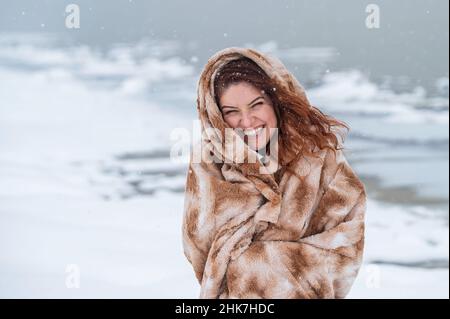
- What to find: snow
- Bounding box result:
[0,34,448,298]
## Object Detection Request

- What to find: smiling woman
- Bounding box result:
[216,81,278,153]
[214,58,279,155]
[182,47,367,299]
[212,56,348,170]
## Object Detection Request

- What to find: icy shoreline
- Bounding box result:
[0,36,448,298]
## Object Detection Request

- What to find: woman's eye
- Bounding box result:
[252,102,263,108]
[225,110,236,115]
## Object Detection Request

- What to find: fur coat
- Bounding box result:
[182,47,367,299]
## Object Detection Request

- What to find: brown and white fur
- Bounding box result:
[182,47,367,299]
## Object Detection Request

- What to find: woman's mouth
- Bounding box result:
[243,125,265,136]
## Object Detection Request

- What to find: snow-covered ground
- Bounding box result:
[0,34,448,298]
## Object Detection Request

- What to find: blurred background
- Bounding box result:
[0,0,448,298]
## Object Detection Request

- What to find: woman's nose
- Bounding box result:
[239,111,255,128]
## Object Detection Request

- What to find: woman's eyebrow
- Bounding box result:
[222,96,264,109]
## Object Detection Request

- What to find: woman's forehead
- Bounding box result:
[219,82,268,106]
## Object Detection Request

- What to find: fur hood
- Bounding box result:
[182,47,367,299]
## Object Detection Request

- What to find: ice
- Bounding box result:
[0,34,448,298]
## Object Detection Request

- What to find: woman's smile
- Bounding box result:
[243,125,265,136]
[218,82,278,152]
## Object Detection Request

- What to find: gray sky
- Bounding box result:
[0,0,448,86]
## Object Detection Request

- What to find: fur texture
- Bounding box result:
[182,47,367,299]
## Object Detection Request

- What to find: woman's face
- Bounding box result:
[219,82,278,151]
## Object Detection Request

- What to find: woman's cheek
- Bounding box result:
[227,116,239,128]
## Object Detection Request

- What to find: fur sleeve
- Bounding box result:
[182,158,218,285]
[283,150,366,298]
[226,149,367,299]
[293,149,367,298]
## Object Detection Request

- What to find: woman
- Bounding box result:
[182,47,367,299]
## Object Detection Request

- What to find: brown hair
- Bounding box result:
[213,57,349,180]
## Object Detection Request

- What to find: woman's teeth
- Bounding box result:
[244,126,265,136]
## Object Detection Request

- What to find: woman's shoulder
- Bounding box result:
[316,145,366,194]
[291,145,349,187]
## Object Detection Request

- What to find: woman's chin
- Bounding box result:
[242,133,270,153]
[246,140,268,153]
